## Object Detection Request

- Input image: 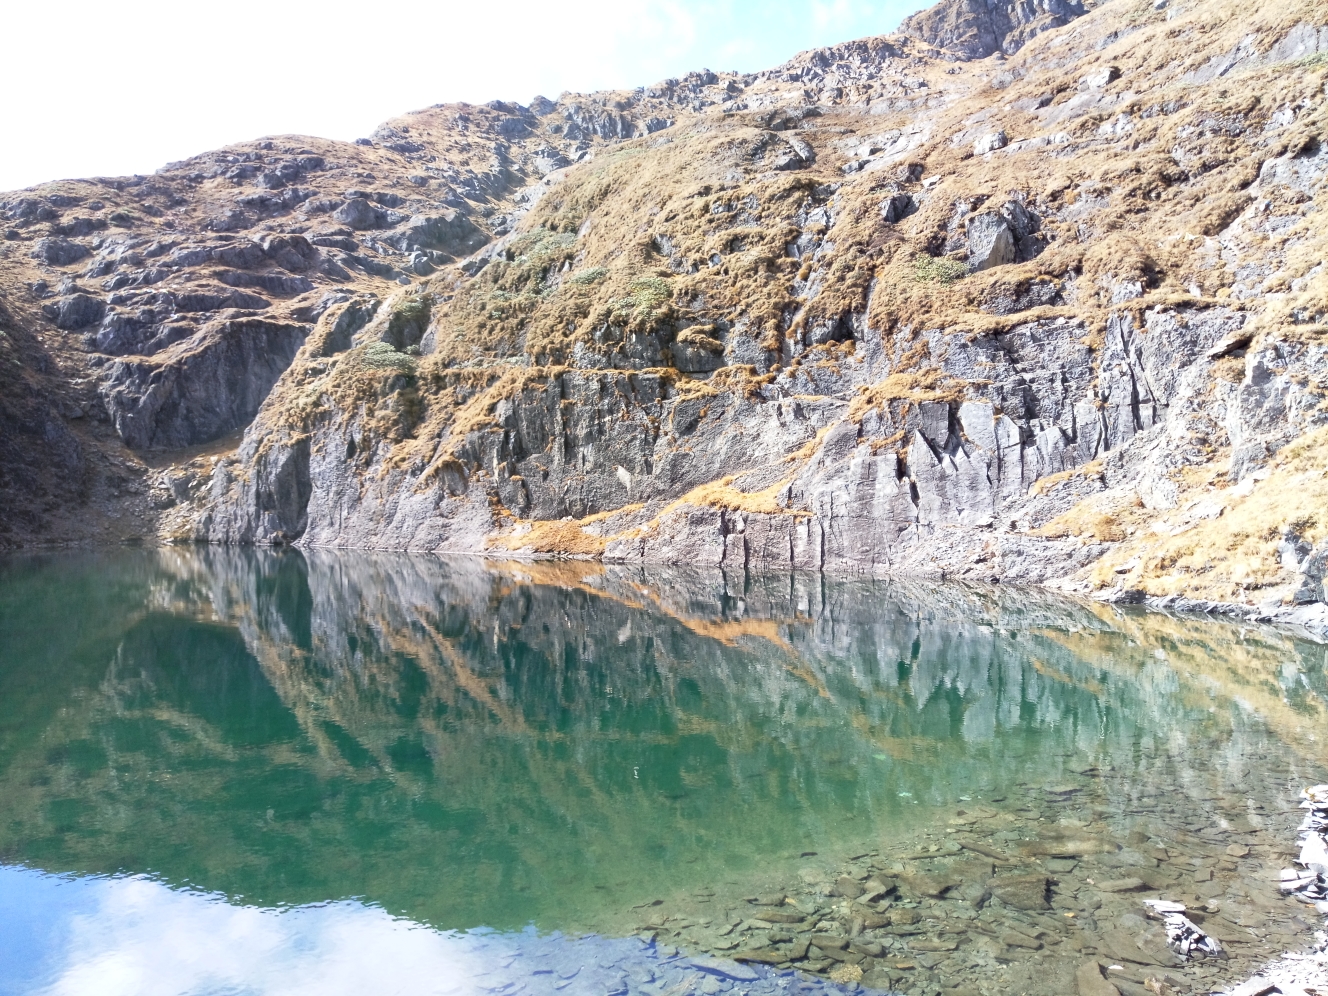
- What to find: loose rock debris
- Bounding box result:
[1218,786,1328,996]
[1280,786,1328,910]
[1143,900,1226,960]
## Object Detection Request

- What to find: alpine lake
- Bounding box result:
[0,548,1324,996]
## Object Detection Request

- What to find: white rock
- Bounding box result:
[974,130,1009,155]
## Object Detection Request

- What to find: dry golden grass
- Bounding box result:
[489,518,611,558]
[1030,460,1105,499]
[672,475,798,516]
[1076,426,1328,601]
[847,367,969,424]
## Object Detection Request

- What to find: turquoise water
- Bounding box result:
[0,549,1324,995]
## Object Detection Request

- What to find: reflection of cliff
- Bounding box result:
[0,548,1323,933]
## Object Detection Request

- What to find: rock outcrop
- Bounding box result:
[99,318,310,449]
[1,0,1326,630]
[900,0,1086,60]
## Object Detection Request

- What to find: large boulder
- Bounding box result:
[974,129,1009,155]
[333,197,409,231]
[30,237,89,267]
[382,212,485,255]
[882,193,916,223]
[43,293,105,330]
[967,212,1016,271]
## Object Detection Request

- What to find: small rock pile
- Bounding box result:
[1279,785,1328,912]
[1142,900,1225,960]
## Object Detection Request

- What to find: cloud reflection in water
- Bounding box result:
[4,866,482,996]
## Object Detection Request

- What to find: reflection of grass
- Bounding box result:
[913,253,968,285]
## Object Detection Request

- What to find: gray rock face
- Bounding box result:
[43,293,105,330]
[333,197,409,230]
[881,193,915,223]
[189,293,1267,605]
[381,212,485,255]
[216,270,314,296]
[100,318,308,449]
[901,0,1087,59]
[1295,542,1328,606]
[1222,339,1328,482]
[30,238,89,267]
[966,213,1016,271]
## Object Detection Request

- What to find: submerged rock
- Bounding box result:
[989,873,1051,910]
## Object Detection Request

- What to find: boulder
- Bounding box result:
[833,875,864,899]
[333,197,408,231]
[383,212,484,254]
[260,233,314,272]
[772,135,815,170]
[966,212,1016,271]
[1001,199,1037,239]
[43,293,105,330]
[30,237,89,267]
[216,270,315,296]
[900,870,961,897]
[1082,65,1121,88]
[882,193,916,223]
[974,129,1009,154]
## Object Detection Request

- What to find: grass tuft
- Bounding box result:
[362,342,418,373]
[912,254,969,286]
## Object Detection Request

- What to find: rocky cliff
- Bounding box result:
[1,0,1326,631]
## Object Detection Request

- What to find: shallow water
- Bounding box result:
[0,549,1324,996]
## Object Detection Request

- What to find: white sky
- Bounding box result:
[0,0,927,193]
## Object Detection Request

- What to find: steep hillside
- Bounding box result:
[1,0,1326,632]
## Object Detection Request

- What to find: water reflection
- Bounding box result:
[0,549,1324,955]
[1,865,786,996]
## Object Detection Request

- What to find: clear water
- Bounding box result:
[0,549,1324,996]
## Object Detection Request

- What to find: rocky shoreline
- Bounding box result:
[1081,590,1328,644]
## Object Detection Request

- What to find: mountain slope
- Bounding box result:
[2,0,1327,631]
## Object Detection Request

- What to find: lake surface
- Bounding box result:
[0,549,1325,996]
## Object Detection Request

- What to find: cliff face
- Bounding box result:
[1,0,1327,629]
